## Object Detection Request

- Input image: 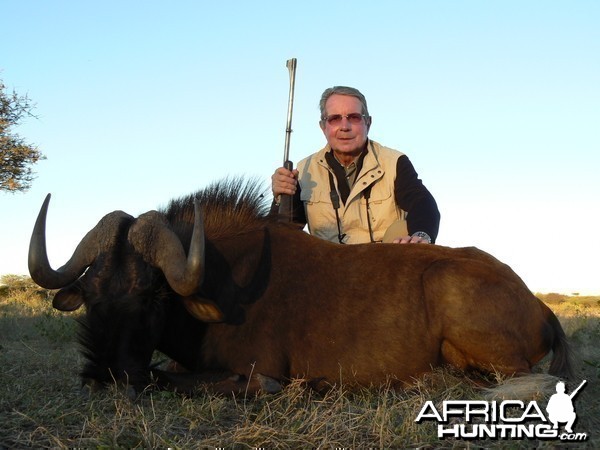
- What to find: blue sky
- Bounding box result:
[2,1,599,294]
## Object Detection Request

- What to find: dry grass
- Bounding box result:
[1,283,599,448]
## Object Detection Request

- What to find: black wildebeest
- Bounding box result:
[28,178,572,394]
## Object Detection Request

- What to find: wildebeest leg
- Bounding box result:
[212,373,283,396]
[151,369,282,395]
[440,339,530,377]
[427,259,538,376]
[440,340,469,371]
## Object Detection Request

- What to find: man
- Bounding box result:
[272,86,439,244]
[546,381,577,433]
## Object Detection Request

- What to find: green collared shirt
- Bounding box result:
[324,148,368,204]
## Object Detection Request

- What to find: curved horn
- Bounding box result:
[128,199,205,296]
[28,194,133,289]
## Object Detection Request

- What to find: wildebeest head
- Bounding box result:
[28,178,272,390]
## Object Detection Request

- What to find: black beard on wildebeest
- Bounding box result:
[28,177,573,395]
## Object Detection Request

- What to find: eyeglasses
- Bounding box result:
[322,113,368,125]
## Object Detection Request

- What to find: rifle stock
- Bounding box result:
[278,160,294,221]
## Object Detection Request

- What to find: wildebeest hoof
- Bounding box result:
[255,373,282,394]
[165,360,190,373]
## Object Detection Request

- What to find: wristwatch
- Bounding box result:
[412,231,432,244]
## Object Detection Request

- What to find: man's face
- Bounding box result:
[320,94,371,157]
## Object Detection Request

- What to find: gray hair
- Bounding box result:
[319,86,370,120]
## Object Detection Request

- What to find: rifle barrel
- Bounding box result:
[283,58,297,165]
[569,379,587,399]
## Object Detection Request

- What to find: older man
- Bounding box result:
[272,86,439,244]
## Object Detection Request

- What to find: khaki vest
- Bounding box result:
[297,140,407,244]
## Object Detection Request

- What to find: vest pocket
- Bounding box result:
[300,189,339,241]
[367,184,393,204]
[301,188,328,204]
[363,185,402,240]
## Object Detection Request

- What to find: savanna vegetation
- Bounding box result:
[1,275,598,448]
[0,79,44,193]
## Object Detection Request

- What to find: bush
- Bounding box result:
[0,274,50,299]
[536,292,567,304]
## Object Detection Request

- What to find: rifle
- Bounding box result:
[569,380,587,400]
[278,58,297,222]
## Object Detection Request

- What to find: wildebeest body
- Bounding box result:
[28,179,571,393]
[169,226,562,388]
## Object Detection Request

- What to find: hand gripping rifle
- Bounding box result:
[278,58,297,222]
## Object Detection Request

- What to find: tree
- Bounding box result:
[0,79,45,193]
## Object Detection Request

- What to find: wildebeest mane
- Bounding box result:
[161,176,274,241]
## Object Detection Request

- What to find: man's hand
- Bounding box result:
[272,167,299,198]
[392,231,432,244]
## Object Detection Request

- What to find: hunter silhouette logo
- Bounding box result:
[546,380,586,433]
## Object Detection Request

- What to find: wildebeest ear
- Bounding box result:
[52,284,84,311]
[183,296,224,322]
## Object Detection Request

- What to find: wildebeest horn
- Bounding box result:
[128,199,205,296]
[28,194,133,289]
